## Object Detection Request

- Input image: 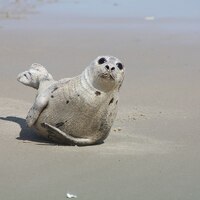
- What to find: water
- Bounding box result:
[56,0,200,19]
[0,0,200,33]
[1,0,200,19]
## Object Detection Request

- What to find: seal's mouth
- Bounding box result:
[99,72,115,80]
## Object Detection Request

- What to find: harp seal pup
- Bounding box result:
[17,56,125,146]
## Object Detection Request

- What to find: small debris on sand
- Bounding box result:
[66,193,77,198]
[117,127,122,131]
[113,127,122,132]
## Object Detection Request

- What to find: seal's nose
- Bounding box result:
[105,65,109,70]
[105,65,116,73]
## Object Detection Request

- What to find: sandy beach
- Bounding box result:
[0,0,200,199]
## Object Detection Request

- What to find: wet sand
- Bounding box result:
[0,1,200,199]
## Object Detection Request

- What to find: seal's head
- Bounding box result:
[85,56,125,92]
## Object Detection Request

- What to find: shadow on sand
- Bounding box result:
[0,116,52,145]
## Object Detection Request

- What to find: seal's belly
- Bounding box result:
[34,84,115,140]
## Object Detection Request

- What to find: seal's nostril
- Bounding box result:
[105,65,109,70]
[111,67,115,71]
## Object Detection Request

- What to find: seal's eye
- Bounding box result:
[116,63,123,70]
[98,57,107,65]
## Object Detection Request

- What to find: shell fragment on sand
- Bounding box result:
[66,193,77,198]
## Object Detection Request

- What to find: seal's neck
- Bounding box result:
[82,67,116,93]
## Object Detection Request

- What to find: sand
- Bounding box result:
[0,1,200,200]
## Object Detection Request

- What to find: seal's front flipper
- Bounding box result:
[26,107,41,127]
[42,123,95,146]
[26,95,49,127]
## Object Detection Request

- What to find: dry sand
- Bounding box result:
[0,1,200,200]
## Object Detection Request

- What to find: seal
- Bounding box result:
[17,56,125,145]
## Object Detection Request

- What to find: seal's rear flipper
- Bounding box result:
[42,123,95,146]
[17,70,38,89]
[17,63,54,89]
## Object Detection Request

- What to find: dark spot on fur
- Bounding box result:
[118,83,122,91]
[95,91,101,96]
[109,98,114,105]
[116,100,118,104]
[66,100,69,104]
[51,86,58,93]
[41,123,46,128]
[77,94,80,97]
[51,95,54,98]
[55,122,64,128]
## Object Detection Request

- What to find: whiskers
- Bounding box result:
[98,72,116,80]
